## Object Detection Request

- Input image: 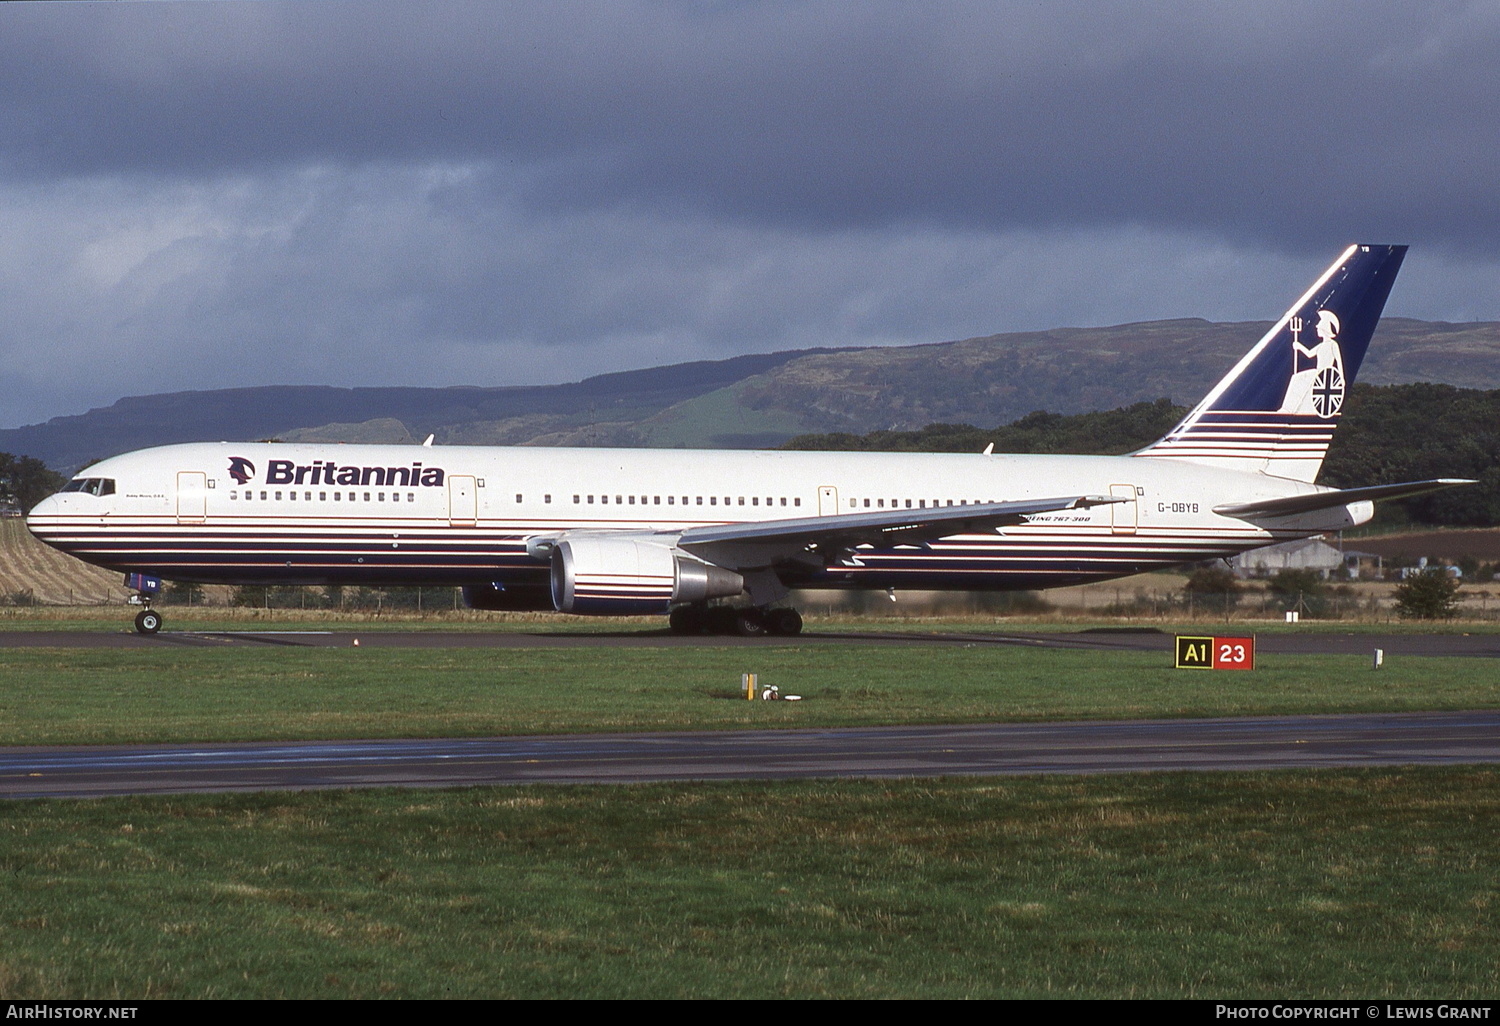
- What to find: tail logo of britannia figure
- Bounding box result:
[1279,310,1344,418]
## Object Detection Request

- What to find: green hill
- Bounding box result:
[4,318,1499,473]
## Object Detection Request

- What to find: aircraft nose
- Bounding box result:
[25,493,60,531]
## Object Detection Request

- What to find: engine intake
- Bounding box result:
[549,537,744,615]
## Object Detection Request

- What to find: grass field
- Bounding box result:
[4,623,1499,998]
[3,770,1498,998]
[1,645,1497,746]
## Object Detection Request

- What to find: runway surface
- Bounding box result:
[4,626,1500,656]
[4,711,1498,799]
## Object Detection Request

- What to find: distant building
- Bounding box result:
[1232,537,1344,578]
[1340,549,1384,580]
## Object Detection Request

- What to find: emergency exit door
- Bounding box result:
[1109,483,1138,535]
[449,475,477,526]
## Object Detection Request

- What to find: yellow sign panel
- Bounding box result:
[1175,636,1214,669]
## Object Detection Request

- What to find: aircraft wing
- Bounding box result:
[1213,479,1474,519]
[674,494,1124,569]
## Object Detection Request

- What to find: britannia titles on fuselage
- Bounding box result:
[262,459,446,488]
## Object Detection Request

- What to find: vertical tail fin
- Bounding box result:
[1133,244,1406,482]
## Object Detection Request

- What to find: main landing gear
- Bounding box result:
[669,605,803,637]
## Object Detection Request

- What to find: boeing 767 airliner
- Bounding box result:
[26,245,1470,635]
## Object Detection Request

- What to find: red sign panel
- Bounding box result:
[1212,636,1255,670]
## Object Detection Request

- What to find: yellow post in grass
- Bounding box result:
[743,673,757,700]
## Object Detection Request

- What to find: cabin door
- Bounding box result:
[818,486,839,516]
[449,475,477,526]
[1109,483,1138,535]
[176,471,207,524]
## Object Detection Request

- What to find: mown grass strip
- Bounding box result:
[1,769,1497,998]
[0,645,1495,746]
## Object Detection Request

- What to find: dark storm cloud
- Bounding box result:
[4,1,1498,253]
[0,2,1497,430]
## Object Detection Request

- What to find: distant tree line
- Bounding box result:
[0,453,65,514]
[783,384,1500,528]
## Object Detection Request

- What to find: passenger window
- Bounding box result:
[363,492,370,502]
[544,495,552,504]
[616,495,623,504]
[516,493,523,503]
[710,497,717,505]
[628,496,635,505]
[794,498,800,507]
[260,491,267,500]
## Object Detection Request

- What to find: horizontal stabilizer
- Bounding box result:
[1213,479,1474,519]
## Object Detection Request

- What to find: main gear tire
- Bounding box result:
[733,608,767,638]
[766,608,803,636]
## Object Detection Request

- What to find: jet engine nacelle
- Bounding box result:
[549,536,744,615]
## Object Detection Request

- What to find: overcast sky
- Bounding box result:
[1,0,1497,428]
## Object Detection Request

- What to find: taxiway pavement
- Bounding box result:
[4,711,1498,799]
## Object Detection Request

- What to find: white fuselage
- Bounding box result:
[26,441,1366,595]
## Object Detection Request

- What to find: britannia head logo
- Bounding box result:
[227,456,255,485]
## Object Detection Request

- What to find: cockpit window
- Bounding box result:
[63,478,115,496]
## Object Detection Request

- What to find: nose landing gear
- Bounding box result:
[125,573,164,635]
